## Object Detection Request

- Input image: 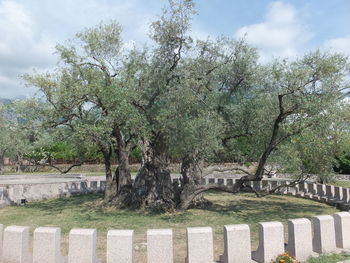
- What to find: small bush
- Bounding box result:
[274,252,297,263]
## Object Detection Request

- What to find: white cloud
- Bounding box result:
[0,0,57,98]
[234,1,313,62]
[0,0,163,99]
[324,36,350,56]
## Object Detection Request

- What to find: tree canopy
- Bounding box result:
[13,0,350,211]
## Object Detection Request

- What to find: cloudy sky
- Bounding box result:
[0,0,349,99]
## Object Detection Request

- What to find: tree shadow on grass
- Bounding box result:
[200,194,337,223]
[24,193,104,214]
[23,192,337,226]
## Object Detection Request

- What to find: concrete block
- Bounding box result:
[299,182,307,193]
[80,182,88,190]
[89,181,98,189]
[287,184,297,196]
[321,197,329,203]
[253,181,261,191]
[312,194,321,201]
[33,227,65,263]
[186,227,213,263]
[334,212,350,249]
[147,229,173,263]
[107,230,134,263]
[68,229,98,263]
[308,183,317,195]
[286,218,313,261]
[326,185,335,199]
[222,224,253,263]
[252,222,284,263]
[316,184,326,196]
[2,226,33,263]
[99,181,106,191]
[70,182,78,190]
[313,215,337,254]
[261,181,270,192]
[335,187,343,201]
[304,192,313,199]
[296,192,305,198]
[279,181,289,194]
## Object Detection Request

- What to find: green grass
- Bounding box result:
[334,180,350,188]
[0,191,340,263]
[308,253,350,263]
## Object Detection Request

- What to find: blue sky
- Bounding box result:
[0,0,349,98]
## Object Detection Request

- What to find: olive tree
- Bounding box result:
[25,22,145,201]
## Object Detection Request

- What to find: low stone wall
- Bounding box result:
[200,176,350,211]
[0,175,106,207]
[2,174,350,212]
[1,212,350,262]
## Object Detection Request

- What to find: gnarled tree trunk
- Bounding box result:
[179,154,209,208]
[105,127,133,204]
[130,137,175,211]
[111,131,133,206]
[103,147,116,201]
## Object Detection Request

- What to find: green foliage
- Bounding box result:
[22,0,350,187]
[335,154,350,174]
[274,252,296,263]
[307,253,350,263]
[129,147,142,163]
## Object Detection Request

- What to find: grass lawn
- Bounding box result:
[334,180,350,188]
[308,253,350,263]
[0,191,344,263]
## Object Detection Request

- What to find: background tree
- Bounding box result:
[25,22,146,201]
[178,51,350,209]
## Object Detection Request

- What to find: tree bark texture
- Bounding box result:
[129,137,175,211]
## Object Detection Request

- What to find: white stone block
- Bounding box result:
[2,226,33,263]
[316,184,326,196]
[299,183,307,193]
[208,178,215,184]
[223,224,253,263]
[186,227,213,263]
[33,227,65,263]
[107,230,134,263]
[308,184,317,195]
[261,181,270,192]
[335,187,343,200]
[253,181,261,191]
[334,212,350,249]
[252,222,284,263]
[68,229,98,263]
[286,218,313,261]
[325,185,335,199]
[313,215,336,253]
[147,229,173,263]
